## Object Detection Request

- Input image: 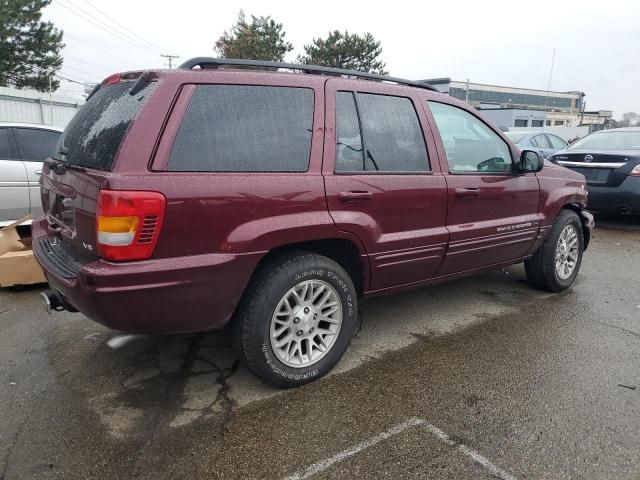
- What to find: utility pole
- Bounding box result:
[161,54,179,69]
[542,49,556,132]
[48,74,53,125]
[465,78,470,104]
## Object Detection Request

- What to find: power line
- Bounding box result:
[64,54,113,75]
[55,0,161,55]
[60,0,160,54]
[56,73,92,86]
[63,34,141,67]
[63,33,144,68]
[81,0,166,53]
[61,64,101,81]
[58,69,100,84]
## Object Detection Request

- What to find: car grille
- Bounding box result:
[33,237,85,279]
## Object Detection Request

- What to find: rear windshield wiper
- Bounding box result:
[45,155,86,173]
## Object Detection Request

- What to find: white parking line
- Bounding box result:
[283,417,517,480]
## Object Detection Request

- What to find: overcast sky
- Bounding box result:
[43,0,639,118]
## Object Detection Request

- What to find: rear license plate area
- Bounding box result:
[570,167,611,184]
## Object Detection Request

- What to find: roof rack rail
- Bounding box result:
[178,57,438,92]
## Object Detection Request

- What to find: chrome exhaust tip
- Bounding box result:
[40,290,77,313]
[40,291,53,314]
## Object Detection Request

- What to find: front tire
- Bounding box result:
[525,209,584,292]
[233,252,358,388]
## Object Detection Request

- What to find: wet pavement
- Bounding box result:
[1,215,638,479]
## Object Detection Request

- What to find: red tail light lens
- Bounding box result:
[630,165,640,177]
[102,73,122,86]
[96,190,166,261]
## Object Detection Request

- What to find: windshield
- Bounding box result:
[504,132,525,143]
[568,131,640,151]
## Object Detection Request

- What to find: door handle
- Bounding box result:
[454,187,480,198]
[35,170,42,175]
[338,190,373,203]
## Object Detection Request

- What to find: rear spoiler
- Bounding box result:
[87,71,157,100]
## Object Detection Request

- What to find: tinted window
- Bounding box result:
[168,85,314,172]
[428,102,512,173]
[0,128,12,159]
[547,134,567,149]
[337,93,428,172]
[531,120,544,127]
[514,119,528,127]
[61,80,156,171]
[336,92,364,171]
[15,128,60,161]
[531,135,550,148]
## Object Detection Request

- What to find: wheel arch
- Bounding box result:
[561,203,591,250]
[254,238,368,297]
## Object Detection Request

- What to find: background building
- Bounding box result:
[422,78,613,131]
[0,86,84,128]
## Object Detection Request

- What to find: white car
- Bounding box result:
[0,122,62,226]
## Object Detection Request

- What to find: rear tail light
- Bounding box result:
[630,165,640,177]
[96,190,166,261]
[102,73,122,86]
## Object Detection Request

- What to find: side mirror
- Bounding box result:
[519,150,544,173]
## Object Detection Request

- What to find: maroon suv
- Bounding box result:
[34,58,594,387]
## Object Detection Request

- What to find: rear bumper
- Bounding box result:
[32,219,264,334]
[587,176,640,214]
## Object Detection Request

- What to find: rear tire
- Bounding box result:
[525,209,584,292]
[233,251,358,388]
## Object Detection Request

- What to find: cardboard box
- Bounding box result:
[0,215,47,287]
[0,222,24,256]
[0,249,47,287]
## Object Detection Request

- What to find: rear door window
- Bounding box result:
[335,91,429,173]
[168,85,314,172]
[14,128,60,161]
[547,134,567,149]
[61,80,156,171]
[531,134,551,149]
[0,128,13,159]
[335,92,364,171]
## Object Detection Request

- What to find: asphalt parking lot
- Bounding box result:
[1,215,639,479]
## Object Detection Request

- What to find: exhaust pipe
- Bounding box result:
[40,290,78,314]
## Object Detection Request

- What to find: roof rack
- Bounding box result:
[178,57,438,92]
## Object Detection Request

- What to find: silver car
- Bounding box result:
[0,122,62,226]
[504,131,568,159]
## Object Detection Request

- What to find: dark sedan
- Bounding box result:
[550,127,640,215]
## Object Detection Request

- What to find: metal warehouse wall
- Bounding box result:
[0,86,84,128]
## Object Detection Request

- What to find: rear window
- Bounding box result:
[568,131,640,151]
[60,80,156,171]
[167,85,314,172]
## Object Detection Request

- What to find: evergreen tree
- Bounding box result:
[298,30,387,74]
[215,10,292,62]
[0,0,64,91]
